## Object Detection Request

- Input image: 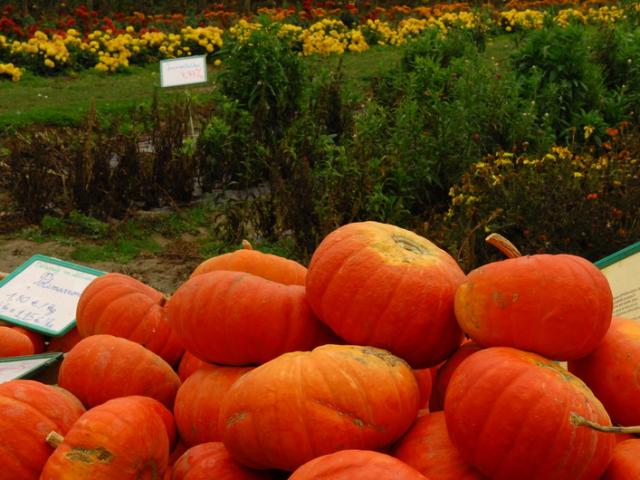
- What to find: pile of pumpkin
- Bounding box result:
[1,221,639,480]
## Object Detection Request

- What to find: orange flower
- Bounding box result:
[586,193,598,200]
[606,127,619,137]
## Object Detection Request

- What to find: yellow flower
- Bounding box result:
[44,58,55,68]
[584,125,595,140]
[214,59,222,66]
[573,172,584,178]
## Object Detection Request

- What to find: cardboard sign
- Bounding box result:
[0,255,103,336]
[160,55,207,88]
[595,242,640,321]
[0,352,63,383]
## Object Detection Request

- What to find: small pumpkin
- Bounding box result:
[412,368,433,411]
[0,380,85,480]
[306,221,465,367]
[602,439,640,480]
[177,351,211,382]
[76,272,184,365]
[58,334,181,409]
[175,364,252,446]
[569,317,640,426]
[40,396,171,479]
[166,271,336,366]
[392,411,486,479]
[219,344,420,471]
[11,326,45,353]
[191,240,306,285]
[429,340,482,411]
[444,346,614,480]
[289,450,428,480]
[171,442,272,480]
[0,325,35,357]
[454,234,612,360]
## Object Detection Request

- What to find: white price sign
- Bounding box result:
[160,55,208,88]
[0,352,63,383]
[596,242,640,321]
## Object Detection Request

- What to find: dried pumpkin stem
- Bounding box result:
[485,233,522,259]
[46,431,64,449]
[242,239,253,250]
[570,412,640,434]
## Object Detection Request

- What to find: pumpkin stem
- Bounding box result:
[570,412,640,434]
[46,431,64,449]
[485,233,522,259]
[242,240,253,250]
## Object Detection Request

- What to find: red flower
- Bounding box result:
[586,193,598,200]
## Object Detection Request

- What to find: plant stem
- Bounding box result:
[485,233,522,258]
[571,412,640,434]
[46,431,64,449]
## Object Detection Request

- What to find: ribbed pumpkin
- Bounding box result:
[171,442,273,480]
[412,368,433,410]
[602,439,640,480]
[430,341,482,411]
[219,344,420,471]
[58,334,181,409]
[0,380,85,480]
[444,347,615,480]
[40,396,171,479]
[0,325,35,357]
[306,221,465,368]
[175,364,252,446]
[76,272,184,365]
[46,327,82,353]
[289,450,428,480]
[393,412,486,479]
[454,234,612,360]
[166,271,336,365]
[177,351,211,381]
[191,240,306,285]
[569,317,640,426]
[11,326,45,353]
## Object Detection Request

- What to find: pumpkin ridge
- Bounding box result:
[296,357,317,461]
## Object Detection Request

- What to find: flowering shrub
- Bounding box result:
[0,61,21,80]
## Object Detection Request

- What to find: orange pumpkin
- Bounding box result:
[11,326,45,353]
[412,368,433,411]
[0,326,35,357]
[58,334,181,409]
[429,341,482,411]
[602,439,640,480]
[46,327,83,353]
[191,240,306,285]
[166,271,336,366]
[289,450,428,479]
[569,317,640,425]
[219,344,420,471]
[0,380,85,480]
[76,272,184,365]
[40,396,171,479]
[177,351,211,381]
[306,221,465,368]
[454,234,612,360]
[445,347,614,480]
[393,411,486,479]
[175,364,252,446]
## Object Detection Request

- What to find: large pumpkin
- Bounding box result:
[171,442,273,480]
[175,364,252,446]
[0,380,85,480]
[219,344,420,471]
[191,240,306,285]
[76,272,184,365]
[177,351,211,381]
[602,439,640,480]
[0,326,35,357]
[569,317,640,425]
[166,271,336,365]
[58,334,181,409]
[444,347,614,480]
[392,411,486,479]
[306,221,465,367]
[454,234,612,360]
[40,395,171,479]
[289,450,428,479]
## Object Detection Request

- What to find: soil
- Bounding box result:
[0,237,202,294]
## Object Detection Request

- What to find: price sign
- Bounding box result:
[0,255,103,336]
[0,352,63,383]
[595,242,640,321]
[160,55,208,88]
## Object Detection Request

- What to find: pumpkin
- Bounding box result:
[429,341,482,411]
[0,325,35,357]
[444,346,614,480]
[602,439,640,480]
[171,442,272,480]
[166,271,336,366]
[175,364,252,446]
[412,368,433,410]
[191,240,307,285]
[569,317,640,425]
[0,380,85,480]
[454,234,612,360]
[40,396,171,479]
[392,411,486,479]
[46,327,82,353]
[219,344,420,471]
[76,272,184,365]
[58,334,181,409]
[177,351,211,381]
[11,326,45,353]
[289,450,428,479]
[306,221,465,368]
